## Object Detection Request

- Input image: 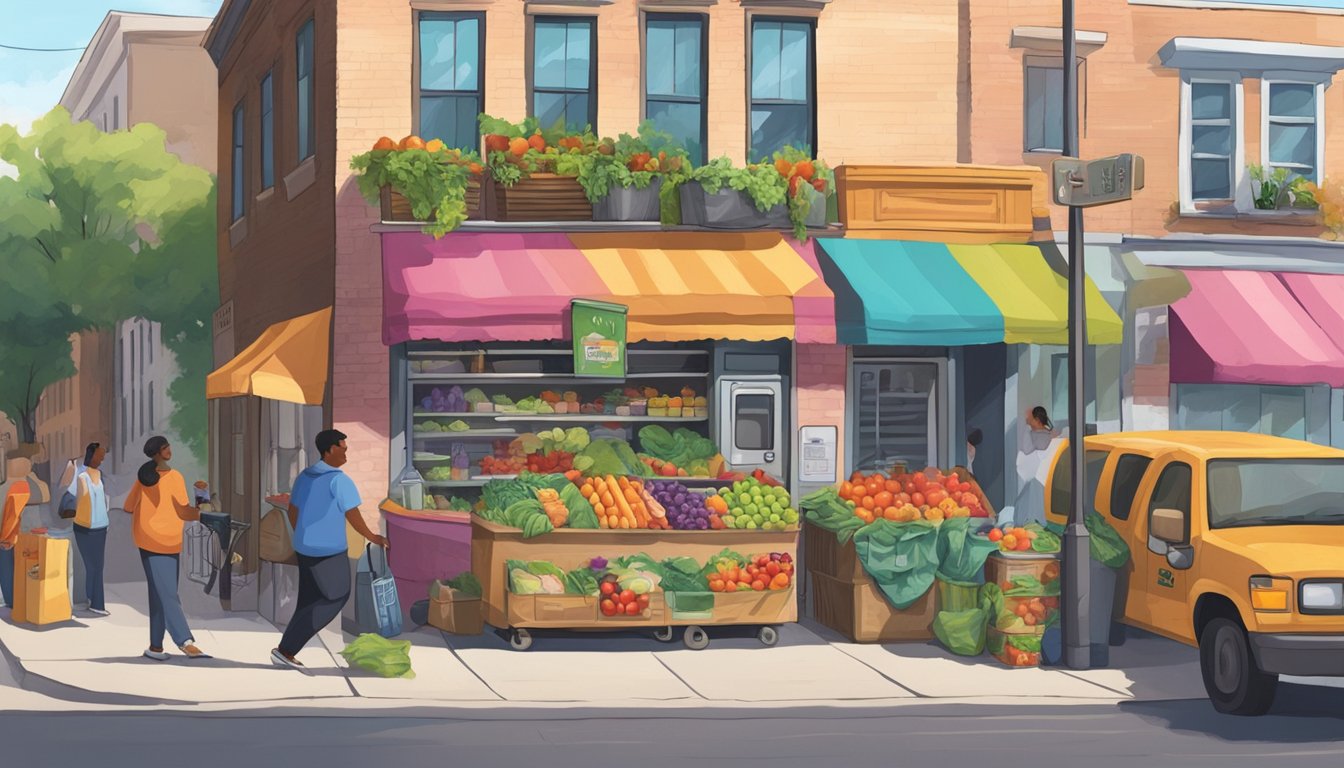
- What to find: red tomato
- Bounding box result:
[865,477,883,495]
[637,594,651,608]
[600,582,616,596]
[840,481,854,499]
[884,479,902,494]
[959,482,972,493]
[987,528,1004,542]
[903,482,917,496]
[625,602,641,616]
[910,492,925,507]
[600,599,618,616]
[619,589,636,605]
[895,493,911,505]
[874,491,894,508]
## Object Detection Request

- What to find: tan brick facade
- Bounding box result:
[795,343,848,481]
[966,0,1344,237]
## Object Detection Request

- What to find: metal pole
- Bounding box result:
[1061,0,1092,671]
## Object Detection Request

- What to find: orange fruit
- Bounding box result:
[372,136,396,151]
[509,137,530,157]
[883,507,900,521]
[840,481,854,499]
[528,133,546,152]
[861,496,876,511]
[424,138,446,153]
[774,157,793,177]
[399,135,425,151]
[884,479,901,494]
[794,160,815,180]
[874,491,894,508]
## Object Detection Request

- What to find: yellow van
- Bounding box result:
[1044,431,1344,716]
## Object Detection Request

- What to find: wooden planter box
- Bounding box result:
[810,571,936,643]
[495,173,593,222]
[379,174,492,222]
[679,181,788,229]
[803,521,868,583]
[594,177,663,222]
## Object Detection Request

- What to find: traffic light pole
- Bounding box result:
[1061,0,1093,671]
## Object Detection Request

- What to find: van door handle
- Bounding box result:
[764,452,775,462]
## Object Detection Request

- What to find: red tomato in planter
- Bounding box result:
[601,599,618,616]
[600,582,616,596]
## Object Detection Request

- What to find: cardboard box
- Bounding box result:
[12,532,71,626]
[712,587,795,623]
[984,553,1058,589]
[506,593,599,628]
[428,594,484,635]
[810,570,935,643]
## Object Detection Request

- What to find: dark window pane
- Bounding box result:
[420,19,459,90]
[534,22,569,89]
[296,20,315,161]
[673,22,700,97]
[778,23,809,101]
[1110,454,1152,521]
[1149,463,1192,516]
[565,22,591,89]
[1268,123,1316,169]
[1269,83,1314,118]
[1048,448,1108,520]
[751,22,781,99]
[647,100,703,164]
[420,95,480,152]
[534,91,566,130]
[1191,124,1232,157]
[231,104,244,220]
[1191,82,1231,120]
[646,23,676,96]
[1191,158,1231,200]
[260,74,274,189]
[734,394,775,451]
[751,103,811,160]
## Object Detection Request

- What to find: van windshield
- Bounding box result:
[1207,459,1344,529]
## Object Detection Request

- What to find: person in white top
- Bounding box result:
[1010,407,1064,527]
[71,443,111,617]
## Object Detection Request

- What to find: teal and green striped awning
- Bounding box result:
[813,239,1123,346]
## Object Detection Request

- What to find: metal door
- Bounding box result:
[717,377,784,478]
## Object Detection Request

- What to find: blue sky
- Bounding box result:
[0,0,222,133]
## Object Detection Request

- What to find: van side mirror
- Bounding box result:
[1151,507,1186,544]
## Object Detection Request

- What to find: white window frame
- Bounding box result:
[1178,71,1247,213]
[1260,74,1327,184]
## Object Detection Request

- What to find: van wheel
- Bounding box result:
[1199,617,1277,716]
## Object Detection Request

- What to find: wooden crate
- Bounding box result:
[810,571,935,643]
[505,592,668,628]
[428,595,484,634]
[495,173,593,221]
[984,553,1058,588]
[379,175,489,222]
[471,516,799,628]
[712,587,796,624]
[803,521,868,583]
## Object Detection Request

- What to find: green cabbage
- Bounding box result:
[578,438,652,477]
[508,568,544,594]
[341,634,414,679]
[464,388,488,405]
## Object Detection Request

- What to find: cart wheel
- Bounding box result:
[757,626,780,647]
[509,628,533,652]
[653,626,676,643]
[683,625,710,650]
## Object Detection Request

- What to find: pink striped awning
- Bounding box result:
[1170,269,1344,388]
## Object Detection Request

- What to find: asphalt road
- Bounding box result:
[3,682,1343,768]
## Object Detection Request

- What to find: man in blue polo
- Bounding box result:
[272,429,387,670]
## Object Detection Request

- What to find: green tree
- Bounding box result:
[0,107,218,455]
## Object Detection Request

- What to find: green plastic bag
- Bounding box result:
[933,608,989,656]
[937,577,981,612]
[801,488,865,543]
[1086,510,1131,568]
[935,517,997,583]
[341,634,415,679]
[852,519,939,610]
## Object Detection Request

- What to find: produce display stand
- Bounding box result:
[471,516,799,650]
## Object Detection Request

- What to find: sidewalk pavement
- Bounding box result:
[0,579,1229,715]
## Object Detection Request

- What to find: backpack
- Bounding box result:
[58,460,79,520]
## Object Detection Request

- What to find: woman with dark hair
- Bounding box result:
[1012,406,1064,525]
[72,442,111,616]
[123,436,209,660]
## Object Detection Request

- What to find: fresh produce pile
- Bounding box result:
[416,385,703,417]
[707,552,793,592]
[713,477,800,531]
[599,573,655,617]
[645,480,713,530]
[577,474,669,530]
[986,523,1060,554]
[476,472,599,536]
[417,419,470,433]
[637,425,724,478]
[828,467,989,526]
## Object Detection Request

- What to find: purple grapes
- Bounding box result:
[648,480,712,531]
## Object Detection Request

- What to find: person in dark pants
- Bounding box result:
[72,442,111,616]
[272,429,387,670]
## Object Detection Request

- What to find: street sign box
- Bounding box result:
[1052,154,1145,207]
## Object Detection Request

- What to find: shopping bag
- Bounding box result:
[355,544,402,638]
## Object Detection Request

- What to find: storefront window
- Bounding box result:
[1174,383,1316,441]
[733,394,774,451]
[851,361,942,472]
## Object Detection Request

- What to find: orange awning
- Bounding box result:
[206,308,331,405]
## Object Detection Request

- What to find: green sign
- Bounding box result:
[571,299,627,378]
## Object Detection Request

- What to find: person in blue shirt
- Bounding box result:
[71,442,112,616]
[272,429,387,670]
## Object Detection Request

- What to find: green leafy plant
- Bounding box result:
[1248,164,1317,211]
[771,146,836,241]
[349,145,478,238]
[690,156,789,211]
[479,113,600,187]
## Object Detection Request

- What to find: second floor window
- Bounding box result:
[231,102,245,221]
[260,72,274,189]
[645,15,707,165]
[296,19,315,162]
[750,18,815,161]
[532,16,596,133]
[1024,64,1064,153]
[1189,81,1235,201]
[1265,82,1318,182]
[418,12,484,152]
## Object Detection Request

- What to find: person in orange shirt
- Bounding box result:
[1,456,33,609]
[123,436,209,660]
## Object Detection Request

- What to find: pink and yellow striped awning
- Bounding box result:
[381,231,835,345]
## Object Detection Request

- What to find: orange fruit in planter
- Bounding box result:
[811,178,827,194]
[424,139,446,153]
[794,160,815,181]
[484,134,510,154]
[528,133,547,152]
[774,157,793,177]
[399,135,425,151]
[372,136,396,151]
[509,137,530,157]
[468,162,484,175]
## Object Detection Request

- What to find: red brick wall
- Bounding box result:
[795,343,847,481]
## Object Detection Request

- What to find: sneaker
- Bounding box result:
[87,608,111,617]
[179,643,211,660]
[271,648,306,670]
[144,647,170,661]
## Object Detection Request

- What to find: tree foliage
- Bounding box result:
[0,107,217,455]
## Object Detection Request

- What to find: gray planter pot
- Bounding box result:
[799,184,828,229]
[679,181,788,229]
[594,177,663,222]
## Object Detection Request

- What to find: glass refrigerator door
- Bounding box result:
[852,362,940,472]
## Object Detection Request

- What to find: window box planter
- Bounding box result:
[679,181,788,229]
[593,177,663,222]
[380,174,493,223]
[495,173,593,222]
